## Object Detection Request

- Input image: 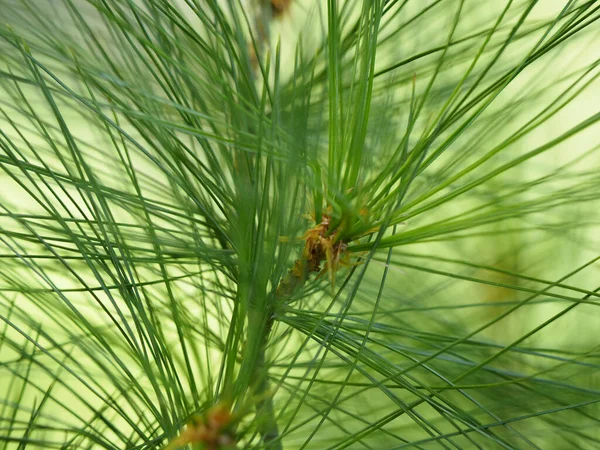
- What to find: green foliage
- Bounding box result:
[0,0,599,448]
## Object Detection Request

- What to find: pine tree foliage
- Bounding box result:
[0,0,599,449]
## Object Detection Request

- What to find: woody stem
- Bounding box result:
[255,219,338,448]
[252,261,308,449]
[253,313,282,450]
